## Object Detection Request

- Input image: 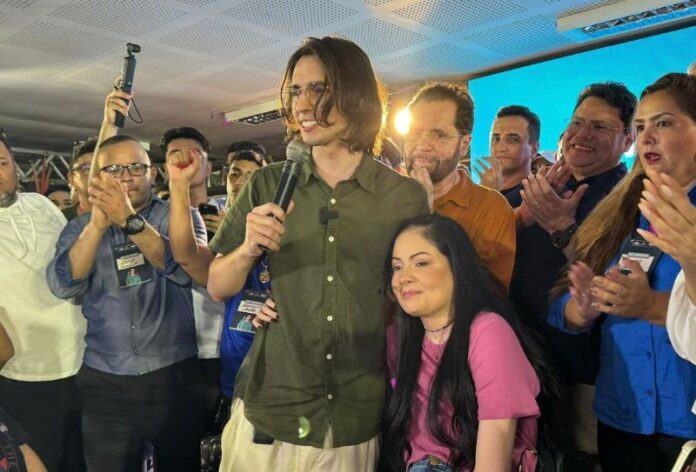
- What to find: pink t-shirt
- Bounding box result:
[387,312,541,471]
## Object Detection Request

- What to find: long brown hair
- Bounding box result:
[279,36,387,155]
[550,161,645,298]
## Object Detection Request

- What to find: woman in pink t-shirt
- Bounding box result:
[382,213,551,471]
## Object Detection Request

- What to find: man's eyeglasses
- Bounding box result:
[70,164,91,176]
[404,129,465,146]
[283,82,329,106]
[565,119,624,135]
[100,163,150,178]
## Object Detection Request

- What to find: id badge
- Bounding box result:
[618,235,662,278]
[229,290,269,333]
[114,242,153,288]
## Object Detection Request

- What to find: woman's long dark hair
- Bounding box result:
[381,214,555,471]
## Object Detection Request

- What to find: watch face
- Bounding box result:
[125,215,145,234]
[551,231,568,249]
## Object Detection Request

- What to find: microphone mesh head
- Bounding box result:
[286,140,311,164]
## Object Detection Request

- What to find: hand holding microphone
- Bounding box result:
[240,140,310,257]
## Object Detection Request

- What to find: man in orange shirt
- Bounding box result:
[403,82,515,290]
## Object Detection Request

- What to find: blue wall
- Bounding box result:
[468,25,696,179]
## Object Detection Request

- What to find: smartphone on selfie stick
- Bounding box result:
[115,43,141,128]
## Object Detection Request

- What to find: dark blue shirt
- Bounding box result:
[501,183,523,208]
[510,163,627,384]
[548,185,696,438]
[220,261,271,399]
[47,197,204,375]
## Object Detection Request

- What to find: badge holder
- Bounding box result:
[114,242,153,288]
[229,290,269,333]
[616,233,662,278]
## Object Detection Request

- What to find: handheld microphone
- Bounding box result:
[271,140,310,212]
[258,141,309,254]
[115,43,141,128]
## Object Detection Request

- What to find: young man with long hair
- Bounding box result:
[207,37,429,471]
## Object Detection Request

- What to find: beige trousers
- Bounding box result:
[572,383,598,455]
[219,399,379,472]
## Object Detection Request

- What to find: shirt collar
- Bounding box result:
[297,153,376,194]
[569,162,628,188]
[138,193,161,216]
[435,170,471,210]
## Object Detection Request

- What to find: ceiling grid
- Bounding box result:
[0,0,691,157]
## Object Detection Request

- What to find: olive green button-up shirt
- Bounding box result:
[210,155,429,447]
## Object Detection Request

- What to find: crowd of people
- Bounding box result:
[1,35,695,472]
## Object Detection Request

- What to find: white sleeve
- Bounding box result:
[667,270,696,364]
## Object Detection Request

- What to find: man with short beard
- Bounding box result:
[404,82,515,290]
[0,132,86,471]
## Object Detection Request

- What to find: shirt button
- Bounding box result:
[328,236,335,243]
[130,299,136,305]
[646,389,654,396]
[326,353,333,360]
[327,315,333,322]
[131,324,135,329]
[327,275,334,282]
[645,352,652,358]
[134,349,140,355]
[327,393,333,400]
[330,198,336,205]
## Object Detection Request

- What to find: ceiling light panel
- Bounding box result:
[221,0,357,36]
[578,1,696,36]
[48,0,187,37]
[392,0,527,33]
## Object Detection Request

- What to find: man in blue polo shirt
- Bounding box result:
[47,135,206,472]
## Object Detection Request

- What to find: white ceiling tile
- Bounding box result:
[194,67,280,95]
[48,0,188,37]
[173,0,218,6]
[384,43,490,74]
[1,21,121,58]
[159,18,279,58]
[334,17,430,57]
[243,46,299,74]
[0,0,35,8]
[221,0,358,36]
[392,0,527,33]
[462,15,572,57]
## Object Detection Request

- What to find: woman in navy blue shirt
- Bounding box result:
[548,73,696,470]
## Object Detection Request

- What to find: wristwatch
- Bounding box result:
[551,222,578,250]
[122,214,146,235]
